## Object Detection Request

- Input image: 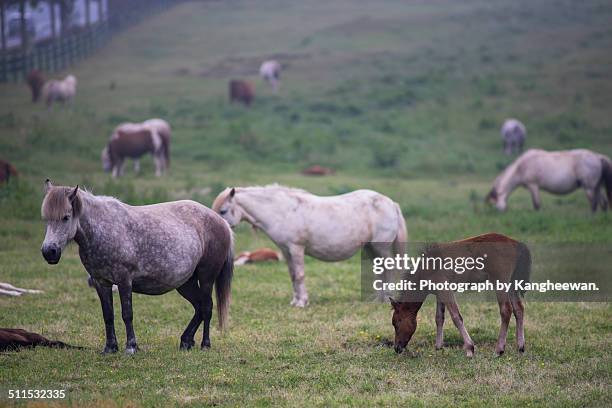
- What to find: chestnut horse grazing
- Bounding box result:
[101,118,171,178]
[40,181,233,354]
[26,69,46,103]
[229,79,255,106]
[213,185,407,307]
[42,74,77,108]
[487,149,612,212]
[390,233,529,357]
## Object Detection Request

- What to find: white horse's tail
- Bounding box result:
[215,243,233,331]
[600,155,612,204]
[393,203,408,255]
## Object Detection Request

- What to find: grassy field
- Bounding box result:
[1,0,611,406]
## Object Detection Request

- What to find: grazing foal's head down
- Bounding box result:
[41,180,81,264]
[390,298,422,354]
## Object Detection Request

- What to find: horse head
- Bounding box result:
[390,298,422,354]
[40,180,82,264]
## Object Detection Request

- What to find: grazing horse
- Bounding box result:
[229,79,255,106]
[213,185,408,307]
[234,248,282,265]
[0,159,18,184]
[101,118,171,178]
[501,119,526,155]
[391,233,529,357]
[486,149,612,212]
[259,60,281,92]
[40,181,233,353]
[26,69,46,103]
[42,74,77,108]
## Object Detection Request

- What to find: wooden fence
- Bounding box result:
[0,0,178,83]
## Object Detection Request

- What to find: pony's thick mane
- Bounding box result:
[42,186,119,220]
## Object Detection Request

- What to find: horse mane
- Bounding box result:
[42,186,120,220]
[212,184,308,211]
[42,187,83,220]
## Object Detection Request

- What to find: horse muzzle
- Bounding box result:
[41,245,61,264]
[394,343,407,354]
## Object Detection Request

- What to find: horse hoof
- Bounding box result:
[519,346,525,353]
[125,345,138,355]
[102,345,118,354]
[496,349,505,357]
[179,341,194,351]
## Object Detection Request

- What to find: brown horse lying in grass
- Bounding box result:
[390,233,529,357]
[0,328,82,351]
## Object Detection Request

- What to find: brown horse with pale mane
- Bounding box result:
[390,232,529,357]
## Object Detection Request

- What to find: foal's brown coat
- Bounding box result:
[391,232,529,357]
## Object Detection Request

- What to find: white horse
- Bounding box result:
[501,119,526,155]
[487,149,612,212]
[259,60,281,92]
[213,185,408,307]
[42,74,77,108]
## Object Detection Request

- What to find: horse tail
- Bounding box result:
[511,241,531,297]
[215,238,234,331]
[600,155,612,204]
[393,202,408,255]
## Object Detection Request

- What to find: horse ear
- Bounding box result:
[229,188,236,199]
[68,185,79,202]
[44,179,53,193]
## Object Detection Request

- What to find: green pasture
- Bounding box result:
[0,0,610,406]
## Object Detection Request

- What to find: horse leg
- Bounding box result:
[510,291,526,352]
[117,282,138,354]
[198,282,214,349]
[176,276,202,350]
[435,298,445,350]
[527,184,541,210]
[92,280,118,354]
[153,155,162,177]
[441,294,474,357]
[585,188,598,213]
[284,245,308,307]
[495,291,513,356]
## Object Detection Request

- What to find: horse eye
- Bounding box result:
[220,209,228,215]
[62,215,70,222]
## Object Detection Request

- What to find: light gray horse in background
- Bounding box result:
[486,149,612,212]
[259,60,281,92]
[40,180,233,354]
[42,74,77,108]
[501,119,526,156]
[213,185,408,307]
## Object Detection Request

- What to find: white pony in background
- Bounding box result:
[213,185,408,307]
[487,149,612,212]
[42,74,77,108]
[259,60,281,92]
[500,119,526,156]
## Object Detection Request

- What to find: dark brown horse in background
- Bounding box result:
[0,159,18,184]
[390,233,529,357]
[26,70,46,103]
[229,79,255,106]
